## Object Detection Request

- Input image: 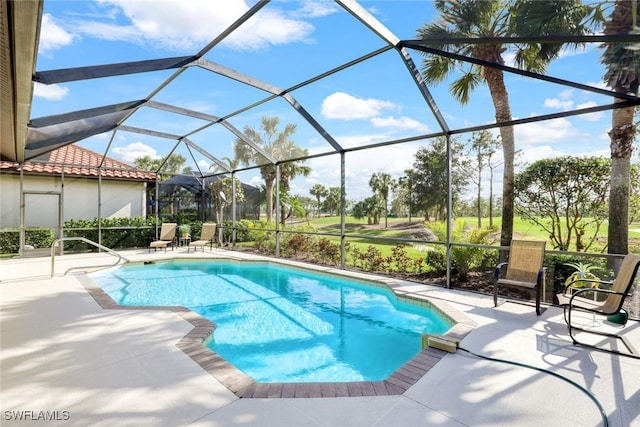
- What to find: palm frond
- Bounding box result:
[417,24,465,50]
[450,70,481,104]
[509,0,602,70]
[421,55,456,83]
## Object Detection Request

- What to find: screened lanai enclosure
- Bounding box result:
[2,0,640,313]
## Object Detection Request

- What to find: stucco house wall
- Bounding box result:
[0,145,156,230]
[0,173,148,228]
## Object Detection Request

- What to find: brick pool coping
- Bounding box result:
[77,260,477,399]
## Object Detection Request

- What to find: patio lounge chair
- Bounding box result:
[556,253,640,358]
[493,240,547,315]
[188,223,217,253]
[149,223,177,252]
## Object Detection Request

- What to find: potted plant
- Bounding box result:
[564,261,604,301]
[564,262,602,287]
[178,223,191,239]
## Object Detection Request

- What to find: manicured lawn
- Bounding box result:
[305,215,640,254]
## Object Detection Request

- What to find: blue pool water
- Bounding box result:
[91,260,451,383]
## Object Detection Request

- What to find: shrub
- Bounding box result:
[0,228,58,254]
[315,238,341,265]
[391,244,413,273]
[424,249,447,275]
[0,230,19,254]
[348,245,364,269]
[62,216,157,251]
[234,219,253,242]
[283,233,312,256]
[27,228,57,249]
[430,220,495,282]
[0,229,56,254]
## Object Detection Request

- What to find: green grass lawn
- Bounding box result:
[303,215,640,254]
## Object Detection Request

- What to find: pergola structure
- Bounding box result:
[2,1,640,278]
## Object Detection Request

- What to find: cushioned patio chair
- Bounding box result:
[493,240,547,315]
[556,253,640,358]
[149,222,177,252]
[188,223,217,253]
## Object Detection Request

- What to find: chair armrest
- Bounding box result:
[537,267,547,285]
[571,287,624,297]
[568,287,628,309]
[494,262,508,280]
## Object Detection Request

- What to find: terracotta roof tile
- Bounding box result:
[0,145,156,181]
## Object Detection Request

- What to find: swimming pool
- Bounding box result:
[91,259,452,383]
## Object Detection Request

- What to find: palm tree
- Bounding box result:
[416,0,595,249]
[601,0,640,255]
[468,130,497,228]
[309,184,328,217]
[277,139,311,193]
[234,116,309,222]
[134,153,186,178]
[369,172,393,228]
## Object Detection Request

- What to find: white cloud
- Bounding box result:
[33,82,69,101]
[321,92,397,120]
[514,117,581,145]
[72,20,141,44]
[370,116,429,132]
[544,89,574,111]
[575,101,604,122]
[544,98,573,111]
[292,1,340,18]
[64,0,315,52]
[112,142,160,163]
[332,133,390,149]
[197,159,212,171]
[558,89,573,99]
[38,13,74,54]
[542,89,604,122]
[517,145,558,166]
[585,80,609,91]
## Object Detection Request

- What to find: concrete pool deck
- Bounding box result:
[2,248,640,426]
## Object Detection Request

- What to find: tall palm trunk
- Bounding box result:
[603,0,638,256]
[608,102,635,255]
[483,66,515,249]
[264,178,274,223]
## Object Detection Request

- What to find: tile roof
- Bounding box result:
[0,145,156,181]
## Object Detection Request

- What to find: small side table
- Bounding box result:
[179,236,191,247]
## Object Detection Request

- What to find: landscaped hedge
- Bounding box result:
[62,217,158,251]
[0,217,171,255]
[0,228,56,255]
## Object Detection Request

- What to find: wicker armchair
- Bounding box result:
[557,253,640,358]
[493,240,547,315]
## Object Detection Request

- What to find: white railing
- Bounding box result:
[50,237,129,277]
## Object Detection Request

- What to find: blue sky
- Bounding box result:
[32,0,621,201]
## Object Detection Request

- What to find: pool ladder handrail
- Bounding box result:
[50,237,130,277]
